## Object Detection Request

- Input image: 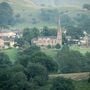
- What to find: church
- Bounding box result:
[32,19,62,47]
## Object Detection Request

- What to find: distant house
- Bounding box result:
[32,19,62,47]
[80,34,90,47]
[0,30,22,49]
[0,39,4,48]
[88,35,90,47]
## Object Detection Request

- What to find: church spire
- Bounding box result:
[57,16,62,45]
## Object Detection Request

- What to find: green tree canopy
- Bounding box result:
[0,2,14,26]
[51,77,75,90]
[26,63,48,86]
[23,27,40,44]
[30,51,58,73]
[57,47,87,73]
[0,52,11,67]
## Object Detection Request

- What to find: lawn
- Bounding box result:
[74,81,90,90]
[70,45,90,54]
[3,48,18,62]
[41,48,60,59]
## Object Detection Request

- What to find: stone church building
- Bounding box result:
[32,19,62,47]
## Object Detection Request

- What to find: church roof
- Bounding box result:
[32,36,57,40]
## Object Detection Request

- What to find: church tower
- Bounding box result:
[56,17,62,45]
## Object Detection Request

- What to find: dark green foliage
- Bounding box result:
[0,52,11,67]
[67,26,84,39]
[55,44,61,49]
[17,45,40,67]
[85,52,90,71]
[83,4,90,10]
[57,47,89,73]
[41,26,57,36]
[88,77,90,83]
[14,37,25,47]
[0,2,14,26]
[26,63,48,86]
[47,45,51,48]
[40,9,59,23]
[51,77,75,90]
[30,52,58,73]
[22,45,40,55]
[75,14,90,33]
[23,27,40,44]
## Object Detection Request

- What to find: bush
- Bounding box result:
[30,52,58,73]
[26,63,48,86]
[47,45,51,49]
[55,44,61,49]
[50,77,75,90]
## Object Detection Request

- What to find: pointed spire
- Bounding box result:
[57,16,62,45]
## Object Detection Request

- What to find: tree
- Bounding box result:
[0,52,11,67]
[41,26,57,36]
[26,63,48,86]
[41,26,50,36]
[23,27,40,44]
[14,37,25,47]
[47,45,51,49]
[40,9,59,23]
[55,44,61,49]
[50,77,75,90]
[17,45,40,67]
[83,4,90,10]
[30,52,58,73]
[57,47,86,73]
[0,2,14,26]
[75,14,90,33]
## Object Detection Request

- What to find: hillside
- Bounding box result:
[1,0,90,10]
[0,0,90,29]
[32,0,90,7]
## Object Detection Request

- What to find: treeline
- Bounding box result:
[0,45,58,90]
[0,45,90,90]
[0,2,14,27]
[57,46,90,73]
[0,2,90,35]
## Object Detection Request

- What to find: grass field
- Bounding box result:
[2,46,90,63]
[3,48,18,62]
[74,81,90,90]
[41,46,90,59]
[70,45,90,54]
[49,72,90,90]
[41,48,60,59]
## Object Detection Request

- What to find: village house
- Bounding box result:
[80,34,90,47]
[32,19,62,47]
[0,29,22,49]
[0,39,4,48]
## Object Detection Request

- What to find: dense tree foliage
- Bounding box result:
[83,4,90,10]
[40,9,59,23]
[51,77,75,90]
[23,28,40,44]
[0,52,11,67]
[57,46,90,73]
[26,63,48,86]
[30,52,58,73]
[0,50,49,90]
[41,26,57,36]
[17,45,58,73]
[0,2,14,26]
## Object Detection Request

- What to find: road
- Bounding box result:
[49,72,90,80]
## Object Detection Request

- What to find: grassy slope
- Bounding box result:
[3,48,18,62]
[70,46,90,54]
[1,0,90,29]
[42,46,90,59]
[74,81,90,90]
